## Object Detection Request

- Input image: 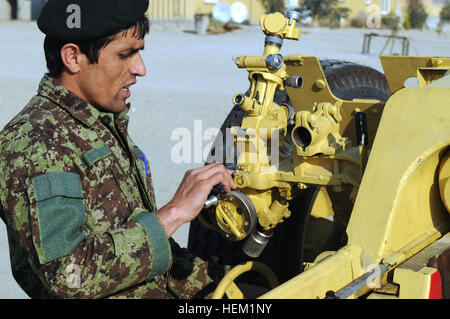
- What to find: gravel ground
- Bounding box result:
[0,19,449,299]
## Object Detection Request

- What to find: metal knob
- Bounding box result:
[286,10,301,25]
[286,76,303,88]
[265,54,284,71]
[204,195,219,209]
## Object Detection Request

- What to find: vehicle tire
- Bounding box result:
[187,60,391,283]
[320,59,391,102]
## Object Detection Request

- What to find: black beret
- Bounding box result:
[37,0,149,41]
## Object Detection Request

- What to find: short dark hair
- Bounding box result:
[44,16,150,78]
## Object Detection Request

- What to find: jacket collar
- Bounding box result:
[37,74,130,128]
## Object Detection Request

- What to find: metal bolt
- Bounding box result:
[298,183,308,190]
[286,76,303,88]
[266,54,284,71]
[222,203,230,212]
[235,176,245,185]
[315,79,326,89]
[286,10,301,25]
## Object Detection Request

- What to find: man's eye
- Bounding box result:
[119,50,140,59]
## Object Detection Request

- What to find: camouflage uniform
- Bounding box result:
[0,75,221,299]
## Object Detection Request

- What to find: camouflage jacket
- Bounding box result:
[0,75,216,299]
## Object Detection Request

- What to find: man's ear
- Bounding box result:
[60,43,83,74]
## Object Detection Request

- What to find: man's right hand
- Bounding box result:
[155,163,236,238]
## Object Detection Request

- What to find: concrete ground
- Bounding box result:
[0,19,449,299]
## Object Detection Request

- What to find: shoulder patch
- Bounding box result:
[132,145,145,158]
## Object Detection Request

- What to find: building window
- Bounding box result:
[381,0,390,14]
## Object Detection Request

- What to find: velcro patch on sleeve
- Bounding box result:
[31,172,86,264]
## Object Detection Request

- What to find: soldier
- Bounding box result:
[0,0,236,298]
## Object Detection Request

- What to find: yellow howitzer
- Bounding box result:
[191,10,450,299]
[206,11,365,255]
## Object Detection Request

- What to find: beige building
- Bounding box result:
[337,0,445,21]
[146,0,266,23]
[146,0,446,27]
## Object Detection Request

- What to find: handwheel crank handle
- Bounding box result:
[204,183,226,209]
[204,195,219,209]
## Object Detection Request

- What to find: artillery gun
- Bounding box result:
[188,11,450,299]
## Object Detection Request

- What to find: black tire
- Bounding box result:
[187,59,390,283]
[320,59,391,102]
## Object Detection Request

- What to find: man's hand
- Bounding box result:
[155,163,237,238]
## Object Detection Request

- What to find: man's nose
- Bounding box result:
[130,53,146,77]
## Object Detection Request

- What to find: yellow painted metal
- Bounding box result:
[254,70,449,300]
[310,187,334,219]
[219,12,368,236]
[292,101,348,157]
[393,267,438,299]
[212,261,279,299]
[210,11,450,299]
[427,71,450,88]
[215,12,301,235]
[217,13,368,239]
[439,152,450,213]
[225,281,245,299]
[259,245,363,299]
[346,83,450,269]
[285,57,385,149]
[382,228,445,271]
[215,199,248,240]
[212,11,373,238]
[259,12,301,40]
[380,56,450,94]
[260,13,287,36]
[417,68,450,87]
[373,282,399,296]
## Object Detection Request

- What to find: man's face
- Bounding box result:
[77,32,146,113]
